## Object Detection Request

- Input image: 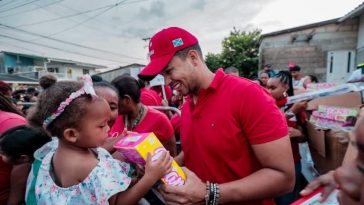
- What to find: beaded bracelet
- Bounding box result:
[205,182,220,205]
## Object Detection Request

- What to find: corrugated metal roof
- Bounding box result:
[338,1,364,22]
[97,63,145,74]
[1,51,107,69]
[261,18,339,38]
[262,2,364,38]
[48,58,107,69]
[0,73,38,84]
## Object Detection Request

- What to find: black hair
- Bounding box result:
[273,71,294,97]
[174,43,203,60]
[259,70,270,77]
[274,71,308,137]
[0,125,51,163]
[27,81,97,137]
[91,75,103,83]
[0,80,11,96]
[0,92,24,116]
[225,66,239,74]
[308,75,318,83]
[39,74,57,90]
[111,74,141,103]
[94,81,119,95]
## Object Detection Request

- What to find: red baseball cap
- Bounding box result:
[138,27,198,81]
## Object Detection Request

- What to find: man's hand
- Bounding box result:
[160,167,206,205]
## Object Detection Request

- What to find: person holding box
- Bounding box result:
[138,27,295,205]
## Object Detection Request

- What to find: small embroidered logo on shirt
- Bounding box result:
[172,38,183,47]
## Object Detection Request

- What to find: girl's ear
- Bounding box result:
[122,95,132,105]
[63,128,79,143]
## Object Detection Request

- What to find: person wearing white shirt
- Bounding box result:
[347,63,364,83]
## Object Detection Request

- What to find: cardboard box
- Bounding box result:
[307,91,363,110]
[114,132,186,186]
[307,121,349,174]
[291,187,339,205]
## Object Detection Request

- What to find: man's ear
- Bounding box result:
[63,128,79,143]
[187,50,200,66]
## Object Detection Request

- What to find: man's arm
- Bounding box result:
[161,136,295,204]
[219,136,295,203]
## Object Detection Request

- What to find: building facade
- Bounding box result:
[97,63,145,82]
[0,51,106,84]
[259,3,364,83]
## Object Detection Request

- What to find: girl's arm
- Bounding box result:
[109,151,173,205]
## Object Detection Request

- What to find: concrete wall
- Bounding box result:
[98,65,144,82]
[46,63,97,80]
[260,19,358,81]
[357,14,364,64]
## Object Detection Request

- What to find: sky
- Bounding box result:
[0,0,363,70]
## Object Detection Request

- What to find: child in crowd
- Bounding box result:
[26,76,173,204]
[267,71,308,204]
[110,74,176,157]
[93,81,124,155]
[0,125,50,205]
[94,81,119,128]
[0,125,50,165]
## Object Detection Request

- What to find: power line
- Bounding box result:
[0,40,45,55]
[0,0,64,19]
[14,0,127,28]
[0,0,22,8]
[34,2,121,37]
[30,0,127,39]
[57,0,148,30]
[0,33,132,64]
[0,23,145,60]
[0,0,42,13]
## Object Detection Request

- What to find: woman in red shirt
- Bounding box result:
[266,71,308,205]
[0,93,27,205]
[110,74,176,157]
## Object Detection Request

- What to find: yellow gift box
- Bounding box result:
[114,132,186,186]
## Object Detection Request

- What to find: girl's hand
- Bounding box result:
[144,151,173,182]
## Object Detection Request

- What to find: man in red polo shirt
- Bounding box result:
[138,27,294,205]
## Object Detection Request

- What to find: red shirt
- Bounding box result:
[110,107,173,141]
[0,111,26,204]
[276,97,305,162]
[180,69,288,205]
[140,88,162,106]
[151,85,172,103]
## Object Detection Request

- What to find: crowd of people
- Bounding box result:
[0,26,363,205]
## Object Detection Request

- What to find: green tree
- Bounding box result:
[205,52,223,73]
[205,27,261,79]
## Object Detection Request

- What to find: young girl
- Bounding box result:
[0,125,50,165]
[26,76,173,204]
[0,125,51,205]
[94,81,119,128]
[267,71,308,204]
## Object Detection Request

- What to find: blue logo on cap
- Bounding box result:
[172,38,183,47]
